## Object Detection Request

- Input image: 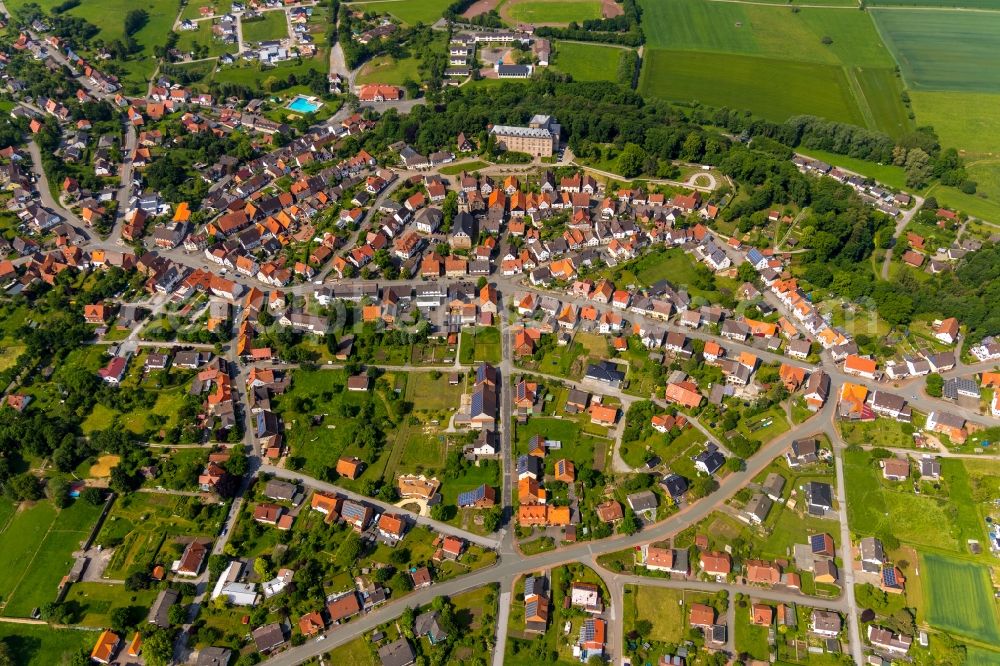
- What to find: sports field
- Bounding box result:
[241,10,288,43]
[921,552,1000,644]
[347,0,454,24]
[640,49,866,125]
[503,0,604,24]
[872,9,1000,92]
[552,42,625,82]
[0,500,101,617]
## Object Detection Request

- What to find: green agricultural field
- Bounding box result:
[910,91,1000,158]
[347,0,454,24]
[640,49,866,125]
[852,67,914,137]
[552,41,626,82]
[241,11,288,43]
[504,0,603,24]
[639,0,893,67]
[0,623,97,666]
[921,552,1000,644]
[868,0,1000,7]
[968,647,1000,666]
[872,9,1000,92]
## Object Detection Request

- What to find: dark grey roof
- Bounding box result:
[377,638,416,666]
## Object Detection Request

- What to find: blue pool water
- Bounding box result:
[287,95,322,113]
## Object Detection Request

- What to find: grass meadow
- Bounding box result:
[504,0,604,24]
[346,0,454,24]
[872,9,1000,92]
[640,50,866,125]
[241,11,289,43]
[910,91,1000,157]
[0,623,96,666]
[356,54,423,85]
[0,500,102,617]
[921,552,1000,644]
[551,41,626,82]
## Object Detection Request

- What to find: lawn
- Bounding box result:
[0,623,97,666]
[460,327,501,365]
[551,42,626,82]
[734,604,770,661]
[1,500,101,617]
[175,21,233,58]
[439,161,489,175]
[323,636,377,665]
[63,582,159,627]
[609,246,732,302]
[241,10,288,43]
[640,49,865,125]
[631,585,685,642]
[404,372,465,412]
[843,449,963,552]
[346,0,454,24]
[504,0,603,24]
[910,91,1000,158]
[738,406,790,444]
[96,493,225,579]
[356,53,423,86]
[515,416,606,471]
[213,49,329,87]
[838,418,916,449]
[871,9,1000,92]
[795,147,910,191]
[274,368,403,488]
[921,552,1000,644]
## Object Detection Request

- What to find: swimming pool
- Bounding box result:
[287,95,322,113]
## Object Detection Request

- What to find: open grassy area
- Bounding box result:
[795,147,910,191]
[214,48,329,87]
[460,327,501,364]
[346,0,454,24]
[504,0,603,24]
[515,416,606,471]
[608,246,736,302]
[734,604,770,661]
[323,636,378,665]
[96,493,224,579]
[63,582,159,627]
[921,552,1000,644]
[356,53,423,85]
[551,42,626,82]
[241,10,288,43]
[910,91,1000,158]
[0,623,97,666]
[839,418,916,449]
[439,161,489,175]
[853,66,914,138]
[843,449,964,552]
[640,49,865,125]
[872,9,1000,92]
[631,585,685,642]
[0,500,102,617]
[175,21,233,58]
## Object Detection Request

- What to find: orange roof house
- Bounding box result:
[665,381,703,409]
[779,364,807,391]
[751,604,774,626]
[689,603,715,628]
[335,456,364,479]
[518,477,546,504]
[554,459,575,483]
[839,382,869,416]
[588,403,618,425]
[844,354,877,379]
[91,630,120,664]
[173,202,191,222]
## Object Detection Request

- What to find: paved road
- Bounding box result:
[881,195,925,279]
[263,393,845,665]
[260,464,502,549]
